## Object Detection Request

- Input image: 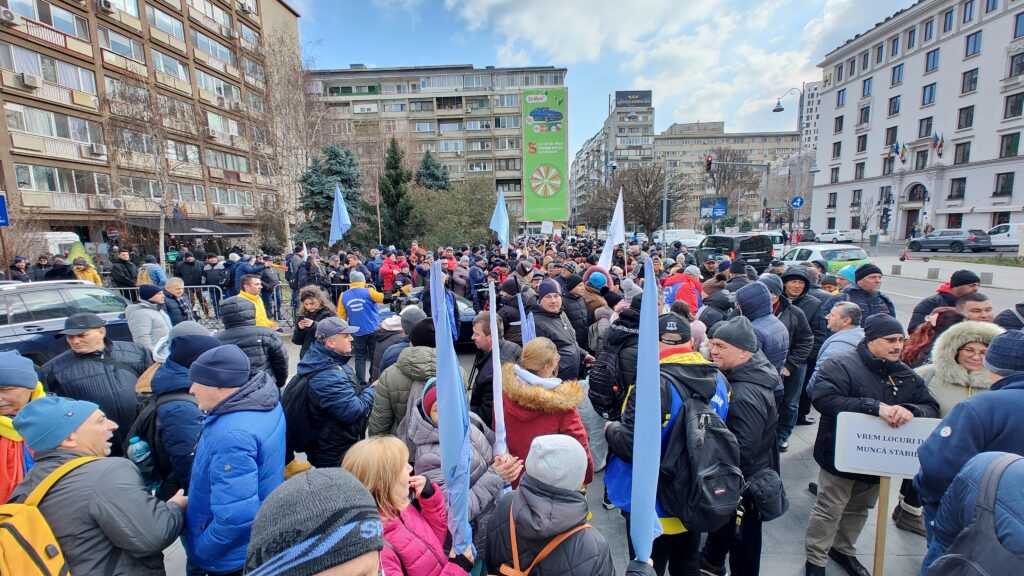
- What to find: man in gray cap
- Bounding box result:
[286,317,377,468]
[805,315,938,576]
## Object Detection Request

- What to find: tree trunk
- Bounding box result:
[158,212,166,267]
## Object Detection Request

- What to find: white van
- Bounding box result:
[655,229,704,248]
[987,223,1021,249]
[25,231,81,256]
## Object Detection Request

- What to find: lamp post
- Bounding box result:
[772,86,807,229]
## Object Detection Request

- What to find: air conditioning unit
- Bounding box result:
[240,4,253,15]
[96,0,116,14]
[221,26,235,39]
[108,197,125,210]
[214,206,227,215]
[19,73,41,89]
[89,143,109,156]
[230,101,246,112]
[205,128,220,140]
[465,107,473,113]
[0,7,20,26]
[89,196,121,210]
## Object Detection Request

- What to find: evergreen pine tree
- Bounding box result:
[379,138,414,247]
[295,143,366,247]
[414,150,451,190]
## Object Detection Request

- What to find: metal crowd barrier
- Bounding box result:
[107,285,226,331]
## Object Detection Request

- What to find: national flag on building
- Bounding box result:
[937,133,945,157]
[932,133,940,150]
[899,143,908,162]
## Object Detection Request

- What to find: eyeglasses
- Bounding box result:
[957,347,986,358]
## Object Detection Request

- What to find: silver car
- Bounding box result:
[908,229,992,253]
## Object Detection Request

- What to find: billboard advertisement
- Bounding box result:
[614,90,653,108]
[700,197,728,219]
[522,87,568,222]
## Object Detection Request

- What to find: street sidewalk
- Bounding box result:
[871,253,1024,286]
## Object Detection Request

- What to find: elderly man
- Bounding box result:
[820,263,896,330]
[39,313,151,456]
[0,351,46,501]
[908,270,981,331]
[532,278,593,380]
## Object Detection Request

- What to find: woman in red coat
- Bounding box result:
[501,337,594,487]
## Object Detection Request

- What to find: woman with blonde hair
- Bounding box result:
[501,337,594,487]
[342,436,475,576]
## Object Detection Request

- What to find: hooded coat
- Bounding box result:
[780,267,827,357]
[501,363,593,487]
[371,319,407,381]
[582,285,607,317]
[775,294,814,374]
[185,372,285,572]
[485,474,615,576]
[734,282,790,374]
[532,306,587,380]
[126,300,171,352]
[719,351,780,477]
[994,302,1024,331]
[368,346,438,436]
[696,289,736,332]
[215,297,289,388]
[821,284,897,329]
[598,309,640,397]
[915,321,1005,416]
[909,282,958,333]
[469,339,523,427]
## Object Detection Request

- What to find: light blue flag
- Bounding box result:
[328,184,352,246]
[517,293,536,344]
[490,187,510,255]
[630,257,663,562]
[487,284,508,457]
[428,260,474,555]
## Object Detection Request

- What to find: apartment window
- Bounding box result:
[862,52,870,70]
[1017,12,1024,38]
[922,83,937,106]
[1012,54,1024,78]
[858,105,871,125]
[413,142,435,153]
[857,134,868,152]
[984,0,996,13]
[832,141,842,159]
[943,9,954,31]
[409,100,434,112]
[965,31,982,57]
[1000,132,1020,158]
[98,26,145,62]
[158,94,194,123]
[907,28,917,48]
[438,139,464,153]
[151,50,189,82]
[849,58,856,75]
[4,102,103,144]
[954,142,971,164]
[837,89,846,107]
[205,149,249,172]
[145,5,184,39]
[834,115,844,133]
[891,63,904,85]
[961,68,978,93]
[915,149,929,170]
[438,121,461,134]
[493,94,520,107]
[466,119,492,131]
[885,126,898,145]
[255,159,274,178]
[854,162,865,180]
[205,111,243,136]
[239,22,260,47]
[467,140,490,152]
[467,162,491,172]
[888,95,901,116]
[382,103,406,112]
[494,116,520,129]
[862,77,873,97]
[14,163,110,195]
[924,19,935,41]
[882,156,895,175]
[994,172,1014,196]
[827,192,838,207]
[958,106,975,129]
[830,168,840,184]
[963,0,975,22]
[497,137,521,150]
[169,182,205,203]
[186,0,232,29]
[495,158,521,171]
[6,0,90,40]
[190,29,236,65]
[949,177,967,199]
[827,217,837,229]
[876,44,884,63]
[919,117,933,138]
[947,213,964,228]
[413,122,433,133]
[850,215,862,230]
[852,189,863,205]
[196,70,241,100]
[166,140,200,164]
[0,42,96,94]
[242,58,264,82]
[104,76,148,104]
[115,128,155,155]
[925,49,940,72]
[1005,92,1024,119]
[836,63,844,82]
[890,36,900,57]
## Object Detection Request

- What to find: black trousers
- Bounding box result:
[701,509,764,576]
[622,511,701,576]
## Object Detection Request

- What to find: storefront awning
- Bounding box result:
[127,218,253,237]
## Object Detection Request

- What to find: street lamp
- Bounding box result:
[772,86,807,229]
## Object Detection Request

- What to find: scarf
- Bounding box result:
[513,364,562,390]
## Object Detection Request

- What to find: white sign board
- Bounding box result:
[540,221,554,235]
[834,413,941,478]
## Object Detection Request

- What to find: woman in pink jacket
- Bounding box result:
[342,436,475,576]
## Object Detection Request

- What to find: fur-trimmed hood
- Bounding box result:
[501,362,584,413]
[920,321,1004,391]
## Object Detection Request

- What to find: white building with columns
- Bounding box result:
[810,0,1023,239]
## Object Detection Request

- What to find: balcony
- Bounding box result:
[181,201,209,217]
[116,152,158,171]
[154,71,192,96]
[187,6,228,37]
[7,17,93,61]
[162,117,197,137]
[0,71,99,112]
[495,169,521,179]
[149,26,188,55]
[193,50,240,80]
[244,73,265,91]
[101,49,148,79]
[123,196,162,213]
[170,162,203,178]
[10,132,109,165]
[436,107,465,117]
[158,0,182,11]
[19,191,93,211]
[212,204,255,218]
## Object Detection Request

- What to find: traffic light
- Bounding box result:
[766,208,773,218]
[705,155,713,172]
[880,207,891,229]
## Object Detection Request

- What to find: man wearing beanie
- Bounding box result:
[10,396,186,574]
[486,435,615,576]
[338,268,385,387]
[696,274,736,333]
[583,270,608,315]
[377,305,428,375]
[533,278,593,380]
[821,263,896,332]
[909,269,981,331]
[245,468,385,576]
[606,313,730,575]
[126,282,171,353]
[561,273,591,351]
[0,350,46,501]
[806,314,937,576]
[725,259,752,292]
[291,317,377,466]
[701,316,781,576]
[915,329,1024,545]
[215,296,290,388]
[186,344,286,575]
[40,312,151,457]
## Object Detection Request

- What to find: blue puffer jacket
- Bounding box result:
[232,261,266,295]
[185,371,285,573]
[820,285,896,330]
[921,452,1024,575]
[914,373,1024,523]
[150,359,202,499]
[734,282,790,374]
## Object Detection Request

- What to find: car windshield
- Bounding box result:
[702,236,734,250]
[821,248,869,260]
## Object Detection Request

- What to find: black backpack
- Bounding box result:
[657,371,744,533]
[280,367,331,453]
[588,339,629,421]
[121,391,196,481]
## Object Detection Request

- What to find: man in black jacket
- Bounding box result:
[468,312,522,426]
[532,279,592,380]
[701,315,780,576]
[214,297,289,388]
[561,274,590,351]
[174,251,205,316]
[597,295,642,406]
[796,267,836,424]
[908,269,980,332]
[110,248,138,289]
[27,254,51,281]
[724,259,752,292]
[805,315,939,576]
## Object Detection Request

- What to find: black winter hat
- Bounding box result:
[949,269,981,288]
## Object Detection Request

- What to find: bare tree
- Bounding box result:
[857,191,885,239]
[709,147,763,217]
[577,163,683,235]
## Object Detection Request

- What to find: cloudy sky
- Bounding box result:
[295,0,919,155]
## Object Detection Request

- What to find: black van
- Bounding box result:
[695,234,775,273]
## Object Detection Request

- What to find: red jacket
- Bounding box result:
[381,258,402,291]
[381,482,466,576]
[500,363,594,488]
[666,273,702,313]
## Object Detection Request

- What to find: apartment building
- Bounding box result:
[810,0,1023,239]
[0,0,298,249]
[307,64,568,226]
[800,80,822,150]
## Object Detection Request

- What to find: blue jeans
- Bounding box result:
[777,363,807,442]
[352,334,375,386]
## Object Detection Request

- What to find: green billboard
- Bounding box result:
[522,87,568,222]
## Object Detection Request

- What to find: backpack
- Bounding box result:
[0,456,99,575]
[121,391,196,483]
[498,500,592,576]
[657,376,743,533]
[280,367,332,453]
[136,265,153,286]
[587,339,629,421]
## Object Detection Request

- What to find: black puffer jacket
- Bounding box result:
[39,340,152,457]
[290,306,335,359]
[598,309,640,393]
[485,474,615,576]
[697,290,735,332]
[215,297,289,388]
[173,259,204,286]
[532,305,586,380]
[776,296,814,374]
[44,264,77,281]
[370,325,406,381]
[110,259,138,287]
[469,339,522,426]
[562,292,590,352]
[497,290,536,346]
[720,351,780,477]
[909,288,958,333]
[812,342,939,483]
[994,302,1024,330]
[725,274,751,293]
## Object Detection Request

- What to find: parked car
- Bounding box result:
[0,280,132,366]
[528,107,563,122]
[794,228,817,242]
[816,229,859,243]
[397,287,477,344]
[780,244,872,273]
[986,223,1021,249]
[654,229,705,248]
[909,229,992,253]
[695,234,775,273]
[765,232,785,254]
